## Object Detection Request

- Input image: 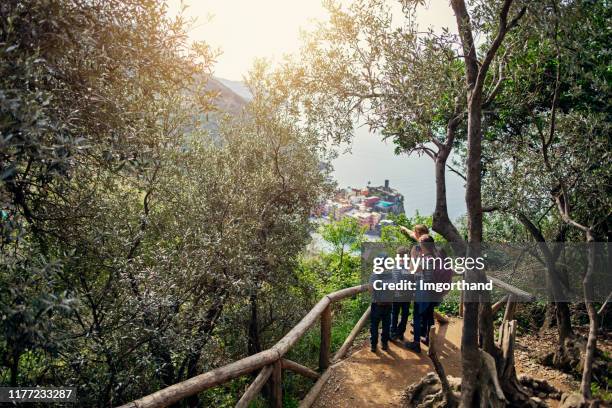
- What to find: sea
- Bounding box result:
[309,125,466,253]
[332,126,466,220]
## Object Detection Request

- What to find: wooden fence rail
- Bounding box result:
[117,277,533,408]
[117,284,369,408]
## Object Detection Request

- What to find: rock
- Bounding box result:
[447,376,461,390]
[560,392,586,408]
[538,351,554,366]
[529,397,546,408]
[538,392,547,399]
[401,372,458,408]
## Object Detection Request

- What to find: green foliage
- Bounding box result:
[320,217,366,274]
[1,1,216,402]
[478,0,611,241]
[280,252,367,402]
[591,380,612,403]
[320,217,366,253]
[437,300,460,317]
[2,0,610,405]
[0,2,332,406]
[380,225,413,246]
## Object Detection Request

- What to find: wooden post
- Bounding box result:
[319,304,331,371]
[332,306,370,362]
[502,295,516,322]
[235,365,273,408]
[498,295,516,346]
[491,294,509,315]
[269,359,282,408]
[299,367,333,408]
[281,359,319,380]
[433,310,449,324]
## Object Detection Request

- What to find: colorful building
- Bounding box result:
[314,180,405,235]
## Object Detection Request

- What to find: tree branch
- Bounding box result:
[450,0,479,87]
[447,164,466,181]
[474,1,526,97]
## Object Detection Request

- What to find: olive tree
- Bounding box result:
[479,0,610,399]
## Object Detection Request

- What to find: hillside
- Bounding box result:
[205,77,249,115]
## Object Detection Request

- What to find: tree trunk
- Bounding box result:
[580,235,597,399]
[248,293,262,356]
[427,326,459,407]
[541,302,572,340]
[460,68,485,408]
[555,258,573,340]
[479,290,497,358]
[183,299,225,408]
[460,293,481,407]
[556,302,572,340]
[433,143,466,254]
[498,320,532,406]
[516,214,575,366]
[10,348,20,386]
[581,303,598,398]
[464,97,484,245]
[148,330,176,388]
[541,303,556,332]
[450,0,525,405]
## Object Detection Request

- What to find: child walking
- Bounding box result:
[390,246,412,341]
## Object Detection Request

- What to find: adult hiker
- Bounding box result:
[405,234,439,353]
[399,223,429,242]
[390,246,412,341]
[369,253,395,352]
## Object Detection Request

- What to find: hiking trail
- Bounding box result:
[310,317,577,408]
[311,318,463,408]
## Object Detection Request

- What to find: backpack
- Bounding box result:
[432,256,453,297]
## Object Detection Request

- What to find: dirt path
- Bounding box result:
[312,318,463,408]
[310,317,585,408]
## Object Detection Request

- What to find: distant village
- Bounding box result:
[314,180,405,235]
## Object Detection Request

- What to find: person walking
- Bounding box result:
[405,235,438,353]
[369,254,395,352]
[390,246,412,341]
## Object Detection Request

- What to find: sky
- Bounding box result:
[167,0,457,80]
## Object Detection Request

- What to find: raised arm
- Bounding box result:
[399,226,417,240]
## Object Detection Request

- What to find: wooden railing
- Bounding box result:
[117,278,534,408]
[117,284,371,408]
